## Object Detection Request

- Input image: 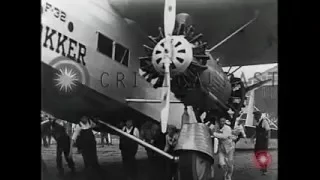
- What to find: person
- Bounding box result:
[251,110,271,175]
[141,122,167,180]
[50,119,75,176]
[41,116,49,147]
[233,119,247,144]
[100,132,112,146]
[181,106,190,129]
[41,116,52,148]
[70,116,103,179]
[107,133,112,145]
[72,123,82,153]
[164,125,179,180]
[65,122,73,137]
[213,117,235,180]
[119,119,140,180]
[164,126,179,154]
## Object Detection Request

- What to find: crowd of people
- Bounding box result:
[41,108,271,180]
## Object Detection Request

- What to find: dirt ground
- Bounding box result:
[42,138,277,180]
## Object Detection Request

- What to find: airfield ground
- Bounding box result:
[42,137,277,180]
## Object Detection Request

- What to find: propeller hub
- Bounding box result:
[151,36,193,76]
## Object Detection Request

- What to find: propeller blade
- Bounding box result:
[164,0,176,37]
[160,62,171,133]
[245,79,272,93]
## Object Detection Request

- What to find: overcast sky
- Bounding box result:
[222,63,277,79]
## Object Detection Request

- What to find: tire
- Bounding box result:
[176,150,214,180]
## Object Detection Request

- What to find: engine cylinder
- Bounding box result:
[199,60,232,104]
[139,19,232,112]
[171,59,231,111]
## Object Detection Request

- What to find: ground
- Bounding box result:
[42,138,277,180]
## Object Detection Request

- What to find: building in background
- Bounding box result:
[246,65,278,122]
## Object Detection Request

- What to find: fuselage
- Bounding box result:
[41,0,191,126]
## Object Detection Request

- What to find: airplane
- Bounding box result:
[41,0,277,179]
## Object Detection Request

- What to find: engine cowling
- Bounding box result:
[151,36,193,76]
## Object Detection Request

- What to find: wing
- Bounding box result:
[109,0,277,67]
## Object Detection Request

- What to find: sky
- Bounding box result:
[222,63,277,79]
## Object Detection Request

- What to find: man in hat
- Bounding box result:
[213,117,235,180]
[119,119,140,180]
[70,116,104,179]
[251,110,271,175]
[50,119,76,176]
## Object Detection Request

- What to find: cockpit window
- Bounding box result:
[115,43,129,67]
[97,33,113,58]
[96,32,129,67]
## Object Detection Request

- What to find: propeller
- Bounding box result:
[160,0,176,133]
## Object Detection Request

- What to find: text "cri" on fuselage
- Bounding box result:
[41,25,87,66]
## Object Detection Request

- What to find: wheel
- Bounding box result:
[176,150,214,180]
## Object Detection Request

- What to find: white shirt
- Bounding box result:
[257,118,271,131]
[233,124,246,138]
[123,126,140,138]
[72,120,96,141]
[213,125,233,140]
[213,125,235,153]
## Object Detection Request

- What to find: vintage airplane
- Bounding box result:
[41,0,277,179]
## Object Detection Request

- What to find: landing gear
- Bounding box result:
[174,122,215,180]
[176,151,214,180]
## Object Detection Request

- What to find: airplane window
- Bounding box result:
[121,49,129,66]
[97,33,113,58]
[115,43,129,67]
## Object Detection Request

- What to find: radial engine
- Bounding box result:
[139,13,247,122]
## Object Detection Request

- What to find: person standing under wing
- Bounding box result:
[251,111,271,175]
[119,119,140,180]
[50,119,75,176]
[164,125,179,180]
[213,117,235,180]
[70,116,103,179]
